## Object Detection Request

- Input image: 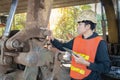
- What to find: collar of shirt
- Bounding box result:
[82,32,98,39]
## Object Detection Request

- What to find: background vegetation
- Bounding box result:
[0,5,104,40]
[53,5,103,40]
[0,13,26,36]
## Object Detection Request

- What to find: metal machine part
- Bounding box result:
[3,0,18,37]
[0,0,71,80]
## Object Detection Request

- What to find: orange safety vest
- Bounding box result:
[70,35,102,80]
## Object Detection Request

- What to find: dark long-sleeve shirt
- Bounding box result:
[51,32,110,80]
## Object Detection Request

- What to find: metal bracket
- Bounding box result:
[0,0,18,65]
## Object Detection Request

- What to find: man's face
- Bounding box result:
[77,22,88,35]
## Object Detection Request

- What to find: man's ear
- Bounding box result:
[86,24,91,30]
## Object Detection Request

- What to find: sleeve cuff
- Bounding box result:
[87,62,94,70]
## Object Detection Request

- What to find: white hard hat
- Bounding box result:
[77,10,97,23]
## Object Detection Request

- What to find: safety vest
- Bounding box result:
[70,35,102,80]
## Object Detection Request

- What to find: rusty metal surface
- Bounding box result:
[36,51,70,80]
[6,0,53,50]
[0,38,71,80]
[14,39,70,80]
[0,65,10,75]
[0,0,71,80]
[23,67,38,80]
[50,53,70,80]
[3,70,24,80]
[14,39,54,67]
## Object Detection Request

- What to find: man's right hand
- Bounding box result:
[46,30,54,41]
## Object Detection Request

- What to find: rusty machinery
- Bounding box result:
[0,0,120,80]
[0,0,71,80]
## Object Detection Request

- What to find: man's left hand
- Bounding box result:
[73,54,90,66]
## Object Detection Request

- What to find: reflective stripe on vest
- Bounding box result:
[70,35,102,79]
[74,52,89,60]
[71,65,85,75]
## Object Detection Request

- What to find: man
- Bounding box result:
[48,10,110,80]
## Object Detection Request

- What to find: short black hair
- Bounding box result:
[78,20,96,30]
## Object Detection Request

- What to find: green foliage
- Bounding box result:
[53,5,94,40]
[81,5,92,10]
[12,13,26,30]
[96,14,102,34]
[53,5,104,41]
[53,7,80,40]
[0,13,26,36]
[0,27,4,36]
